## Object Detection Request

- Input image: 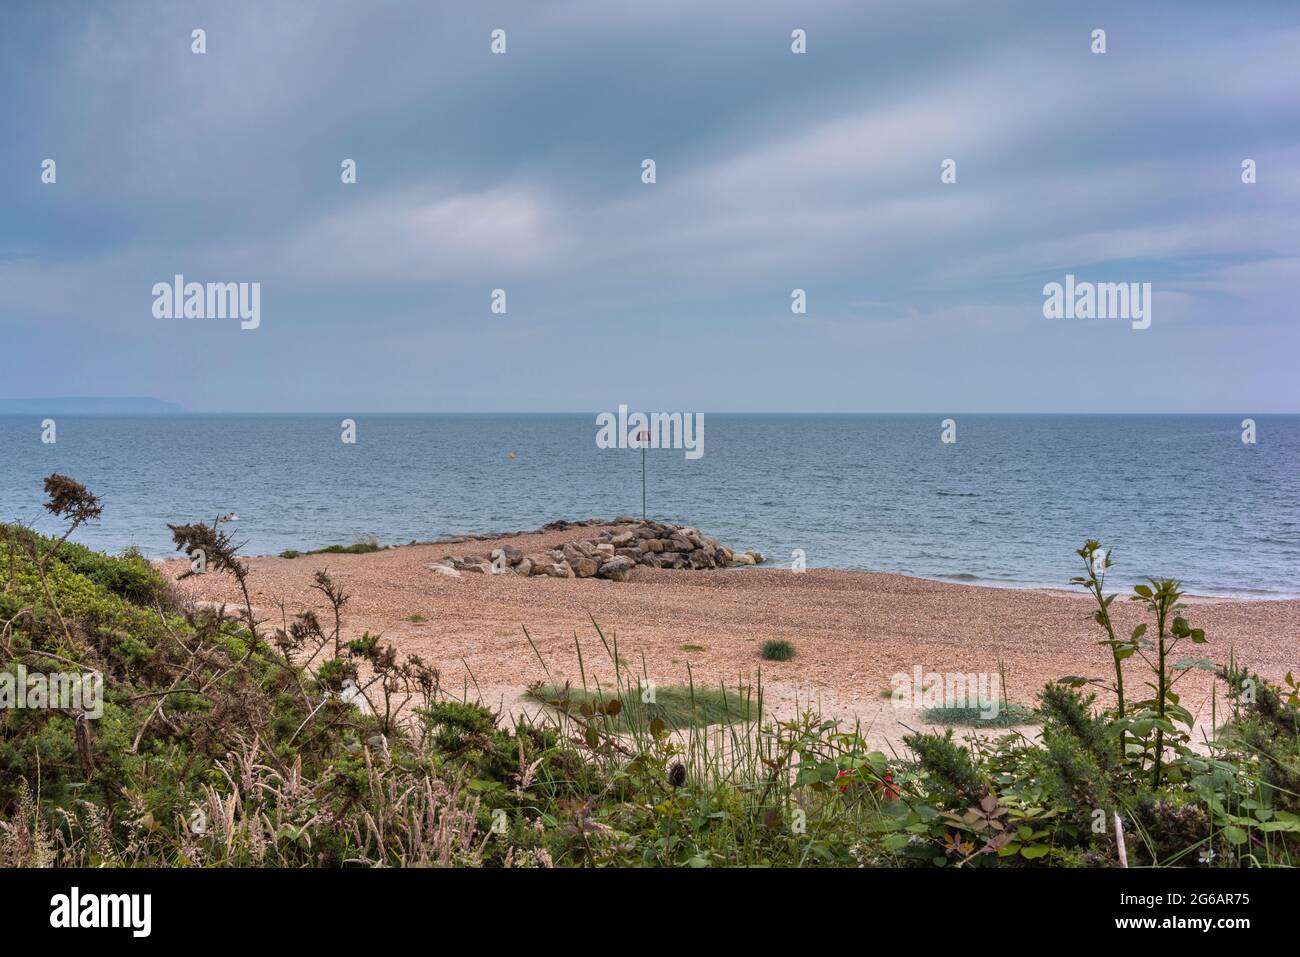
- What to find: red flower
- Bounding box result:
[838,768,900,800]
[882,771,900,801]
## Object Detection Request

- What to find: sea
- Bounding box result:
[0,413,1296,598]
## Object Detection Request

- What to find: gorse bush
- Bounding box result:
[29,538,177,609]
[1,476,1298,867]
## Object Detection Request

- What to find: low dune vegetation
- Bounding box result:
[526,681,759,734]
[921,703,1041,728]
[760,639,796,662]
[1,474,1298,867]
[279,537,382,560]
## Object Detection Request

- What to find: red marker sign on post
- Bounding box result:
[636,430,651,520]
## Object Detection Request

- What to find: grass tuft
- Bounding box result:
[921,703,1040,728]
[759,639,795,662]
[526,682,757,732]
[280,538,381,559]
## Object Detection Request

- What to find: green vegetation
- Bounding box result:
[526,682,757,733]
[31,538,175,608]
[922,703,1040,728]
[406,614,427,624]
[279,537,381,559]
[3,476,1300,868]
[679,643,705,652]
[759,639,795,662]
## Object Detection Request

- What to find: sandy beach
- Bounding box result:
[163,522,1300,749]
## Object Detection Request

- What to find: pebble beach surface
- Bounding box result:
[163,523,1300,749]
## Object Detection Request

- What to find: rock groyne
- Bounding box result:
[425,518,763,581]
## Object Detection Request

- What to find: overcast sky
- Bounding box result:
[2,0,1298,412]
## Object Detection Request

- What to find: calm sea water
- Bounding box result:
[0,414,1296,597]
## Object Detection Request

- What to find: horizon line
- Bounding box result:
[2,409,1297,417]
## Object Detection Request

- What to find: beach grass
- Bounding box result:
[526,682,757,732]
[279,539,382,559]
[921,702,1040,727]
[759,639,795,661]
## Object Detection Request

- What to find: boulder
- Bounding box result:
[515,557,533,576]
[598,556,637,581]
[426,562,461,577]
[544,560,575,578]
[610,531,636,547]
[524,554,554,575]
[595,543,615,557]
[572,557,600,578]
[731,552,756,566]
